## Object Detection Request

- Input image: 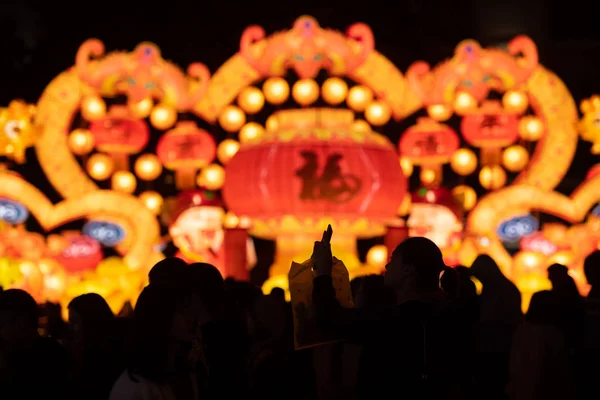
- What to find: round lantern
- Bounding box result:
[111,170,137,194]
[460,100,519,148]
[365,101,391,126]
[149,104,177,130]
[219,105,246,132]
[139,191,164,215]
[87,153,114,181]
[134,154,162,181]
[89,105,149,170]
[399,117,460,186]
[479,165,507,190]
[292,79,319,106]
[81,95,106,121]
[322,78,348,106]
[502,145,529,172]
[238,87,265,114]
[68,129,95,156]
[54,235,103,273]
[156,121,217,190]
[239,122,265,144]
[217,139,240,164]
[263,77,290,105]
[450,148,478,176]
[346,85,373,112]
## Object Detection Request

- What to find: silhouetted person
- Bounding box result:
[68,293,123,400]
[508,290,574,400]
[313,236,460,399]
[440,266,459,300]
[0,289,69,399]
[580,251,600,400]
[471,254,521,400]
[584,250,600,299]
[148,257,188,286]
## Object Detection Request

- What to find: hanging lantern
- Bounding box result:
[156,121,217,190]
[54,235,103,273]
[88,105,149,170]
[399,117,460,186]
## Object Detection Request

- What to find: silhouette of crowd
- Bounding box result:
[1,236,600,399]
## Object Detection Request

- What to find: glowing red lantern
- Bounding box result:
[460,100,519,148]
[156,121,217,189]
[54,235,103,273]
[89,105,149,170]
[399,117,460,165]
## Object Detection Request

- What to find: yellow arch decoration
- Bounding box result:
[0,173,162,270]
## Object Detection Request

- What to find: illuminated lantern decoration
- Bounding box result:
[497,214,539,248]
[81,95,106,121]
[89,105,149,170]
[265,116,279,132]
[399,117,460,186]
[218,105,246,132]
[578,96,600,154]
[453,91,477,115]
[518,115,544,141]
[238,86,265,114]
[133,154,162,181]
[399,157,413,177]
[502,145,529,172]
[111,170,137,194]
[292,79,319,106]
[68,129,95,156]
[139,191,163,215]
[366,245,388,268]
[450,148,478,176]
[54,235,103,273]
[217,139,240,164]
[150,104,177,130]
[461,100,519,149]
[502,90,529,115]
[346,85,373,112]
[352,120,371,133]
[263,77,290,105]
[197,164,226,191]
[520,231,560,256]
[83,220,126,247]
[129,97,153,119]
[365,100,391,126]
[427,104,452,122]
[156,121,217,189]
[479,165,506,190]
[0,198,29,224]
[223,108,406,280]
[239,122,265,144]
[451,185,477,211]
[322,78,348,105]
[86,153,114,181]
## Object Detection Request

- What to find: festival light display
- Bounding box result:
[1,14,599,308]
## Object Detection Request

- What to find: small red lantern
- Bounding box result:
[54,235,103,273]
[156,121,217,189]
[460,100,519,148]
[399,117,460,165]
[89,105,149,170]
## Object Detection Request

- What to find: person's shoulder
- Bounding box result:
[108,370,145,400]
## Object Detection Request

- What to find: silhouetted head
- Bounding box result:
[440,266,459,298]
[385,237,445,295]
[455,266,477,298]
[526,290,561,326]
[470,255,506,285]
[187,263,225,317]
[0,289,38,348]
[547,263,580,300]
[148,257,188,287]
[584,250,600,287]
[68,293,114,346]
[270,287,285,303]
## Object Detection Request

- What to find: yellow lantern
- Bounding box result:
[346,85,373,112]
[130,97,153,119]
[420,167,437,185]
[292,79,319,106]
[365,100,391,126]
[68,129,95,156]
[398,193,412,216]
[139,191,163,215]
[427,104,452,121]
[218,105,246,132]
[263,77,290,105]
[111,170,137,193]
[134,154,162,181]
[454,91,477,115]
[452,185,477,211]
[223,211,240,229]
[399,157,413,177]
[265,116,279,132]
[81,95,106,121]
[87,153,114,180]
[197,164,225,190]
[450,148,478,176]
[366,245,388,268]
[502,90,529,115]
[238,87,265,114]
[352,119,371,133]
[239,122,265,143]
[217,139,240,164]
[322,77,348,105]
[150,104,177,130]
[502,145,529,172]
[518,115,544,141]
[479,165,506,190]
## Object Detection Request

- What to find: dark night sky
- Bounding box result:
[2,0,600,281]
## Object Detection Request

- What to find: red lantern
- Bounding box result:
[54,235,103,273]
[399,117,460,165]
[156,121,216,189]
[89,105,149,170]
[460,100,519,148]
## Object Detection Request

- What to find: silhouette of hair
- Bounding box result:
[148,257,188,286]
[440,266,459,298]
[547,263,580,300]
[526,290,561,326]
[455,266,477,298]
[470,255,507,285]
[270,287,285,302]
[128,284,180,384]
[392,237,445,290]
[584,250,600,286]
[0,289,38,334]
[68,293,114,344]
[187,263,225,317]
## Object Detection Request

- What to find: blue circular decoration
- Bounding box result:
[83,220,126,247]
[0,198,29,224]
[497,214,539,243]
[592,204,600,217]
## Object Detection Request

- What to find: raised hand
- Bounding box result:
[313,224,333,276]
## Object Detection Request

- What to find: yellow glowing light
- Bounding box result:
[427,104,452,121]
[502,145,529,172]
[398,193,412,216]
[450,148,478,176]
[238,86,265,114]
[133,154,162,181]
[322,77,348,105]
[292,79,320,106]
[239,122,265,143]
[139,191,163,215]
[130,97,153,118]
[399,157,413,177]
[263,77,290,105]
[68,129,95,156]
[454,91,477,115]
[346,85,373,112]
[111,170,137,194]
[366,245,388,268]
[81,95,106,121]
[217,139,240,164]
[223,212,241,229]
[502,90,529,115]
[150,104,177,130]
[518,115,544,141]
[479,165,506,190]
[420,167,437,185]
[218,105,246,133]
[546,250,575,267]
[365,100,391,126]
[351,119,371,133]
[452,185,477,211]
[265,116,279,132]
[87,153,114,181]
[197,164,225,190]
